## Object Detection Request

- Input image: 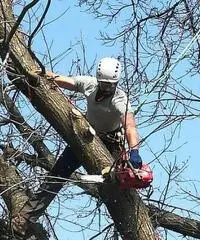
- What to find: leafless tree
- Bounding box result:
[0,0,199,239]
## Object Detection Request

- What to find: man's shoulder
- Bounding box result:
[74,76,98,94]
[112,87,129,105]
[112,87,133,113]
[74,75,97,84]
[114,87,127,98]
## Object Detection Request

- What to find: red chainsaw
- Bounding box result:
[80,161,153,189]
[114,162,153,189]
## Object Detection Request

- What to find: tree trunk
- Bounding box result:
[0,1,156,239]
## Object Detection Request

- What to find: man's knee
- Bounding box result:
[50,146,81,178]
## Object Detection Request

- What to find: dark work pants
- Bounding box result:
[21,146,81,222]
[21,141,121,223]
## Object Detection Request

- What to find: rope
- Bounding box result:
[134,28,200,115]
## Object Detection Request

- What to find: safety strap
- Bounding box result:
[98,127,124,144]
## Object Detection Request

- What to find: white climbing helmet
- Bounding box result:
[96,57,121,83]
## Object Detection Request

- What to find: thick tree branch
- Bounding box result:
[0,145,53,171]
[149,204,200,239]
[0,1,156,239]
[0,155,28,216]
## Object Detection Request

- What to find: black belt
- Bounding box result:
[98,127,123,143]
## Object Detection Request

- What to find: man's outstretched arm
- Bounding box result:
[44,70,76,91]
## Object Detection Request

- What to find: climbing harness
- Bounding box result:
[98,127,124,144]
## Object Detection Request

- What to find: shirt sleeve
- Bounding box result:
[113,91,133,116]
[73,76,97,95]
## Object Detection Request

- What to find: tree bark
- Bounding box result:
[0,155,28,216]
[149,205,200,239]
[0,1,155,239]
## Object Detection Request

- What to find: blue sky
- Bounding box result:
[31,2,120,71]
[15,1,200,239]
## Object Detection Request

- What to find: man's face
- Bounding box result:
[98,82,117,96]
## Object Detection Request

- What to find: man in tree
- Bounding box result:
[12,57,143,235]
[47,57,142,165]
